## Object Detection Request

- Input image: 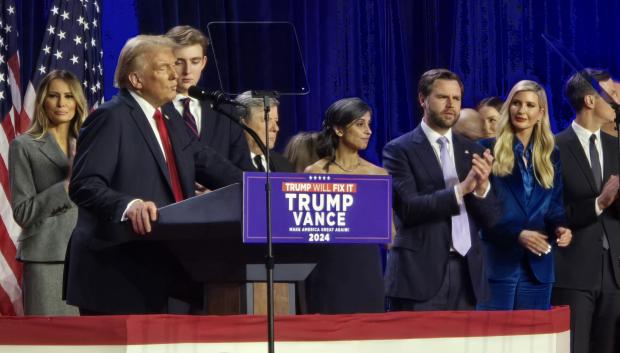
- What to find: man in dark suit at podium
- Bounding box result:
[235,91,295,173]
[65,35,242,315]
[162,26,254,174]
[383,68,497,311]
[552,69,620,353]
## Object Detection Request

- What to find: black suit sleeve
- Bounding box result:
[383,141,460,227]
[193,142,243,189]
[69,107,134,221]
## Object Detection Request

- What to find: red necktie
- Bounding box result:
[153,109,184,203]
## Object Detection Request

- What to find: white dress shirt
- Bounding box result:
[420,120,490,200]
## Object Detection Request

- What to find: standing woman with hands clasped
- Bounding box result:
[9,70,87,315]
[477,80,572,310]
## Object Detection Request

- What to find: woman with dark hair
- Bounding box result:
[303,97,387,314]
[9,70,88,315]
[306,97,387,175]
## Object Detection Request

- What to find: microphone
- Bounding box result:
[187,86,246,107]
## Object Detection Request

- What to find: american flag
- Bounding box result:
[22,0,103,119]
[0,0,24,316]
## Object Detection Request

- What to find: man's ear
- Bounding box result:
[583,94,596,109]
[418,93,426,108]
[128,72,142,90]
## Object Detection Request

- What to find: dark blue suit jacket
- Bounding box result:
[162,101,254,171]
[65,90,242,314]
[479,139,566,284]
[383,126,498,302]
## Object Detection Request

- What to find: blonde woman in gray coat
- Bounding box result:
[9,70,87,315]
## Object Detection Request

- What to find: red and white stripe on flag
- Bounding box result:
[0,1,25,316]
[0,307,570,352]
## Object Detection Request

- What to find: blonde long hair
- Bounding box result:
[492,80,555,189]
[27,70,88,140]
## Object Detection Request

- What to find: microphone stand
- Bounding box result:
[251,90,279,353]
[211,90,279,353]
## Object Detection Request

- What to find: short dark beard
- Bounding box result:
[426,109,456,130]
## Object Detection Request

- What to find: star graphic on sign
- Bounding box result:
[77,16,85,26]
[7,6,15,15]
[0,91,4,100]
[73,35,82,45]
[61,11,70,20]
[58,30,66,40]
[53,50,63,60]
[4,24,11,33]
[83,22,89,30]
[70,55,79,64]
[43,45,51,54]
[91,38,96,46]
[0,54,5,64]
[47,25,55,35]
[51,5,59,15]
[38,65,46,74]
[92,19,98,28]
[0,73,5,82]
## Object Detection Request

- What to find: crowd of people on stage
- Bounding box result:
[7,25,620,353]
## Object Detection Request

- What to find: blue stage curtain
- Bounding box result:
[133,0,620,163]
[16,0,620,164]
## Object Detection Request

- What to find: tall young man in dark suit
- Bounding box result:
[235,91,295,173]
[162,26,253,174]
[65,35,242,315]
[552,69,620,353]
[383,68,497,311]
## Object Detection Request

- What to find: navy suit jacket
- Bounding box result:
[479,139,566,284]
[383,126,497,302]
[162,100,254,171]
[554,129,620,290]
[65,90,242,314]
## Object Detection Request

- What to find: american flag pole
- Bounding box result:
[0,0,25,316]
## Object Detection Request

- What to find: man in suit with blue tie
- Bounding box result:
[552,69,620,353]
[383,68,497,311]
[65,35,242,315]
[162,25,254,176]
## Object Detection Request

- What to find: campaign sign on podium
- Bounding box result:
[243,172,391,244]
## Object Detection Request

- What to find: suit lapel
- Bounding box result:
[38,133,68,170]
[452,134,470,181]
[565,128,599,193]
[602,132,618,181]
[201,101,215,142]
[506,162,529,215]
[410,127,445,188]
[120,91,172,189]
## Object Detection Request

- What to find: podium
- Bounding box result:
[101,183,317,314]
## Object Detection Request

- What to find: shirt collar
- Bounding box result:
[129,90,163,120]
[421,119,453,146]
[175,93,194,104]
[571,120,601,146]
